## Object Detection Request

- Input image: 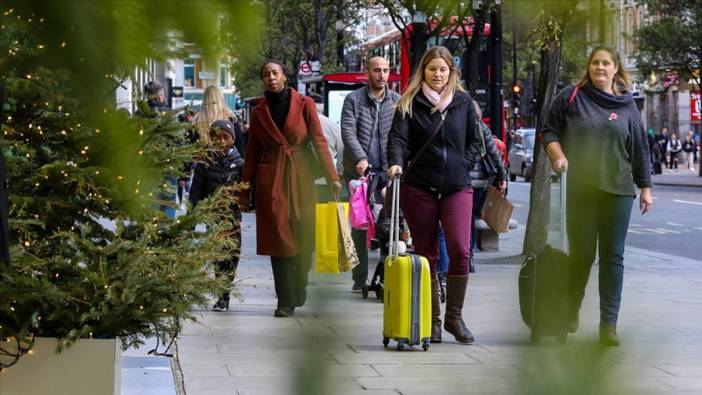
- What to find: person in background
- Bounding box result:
[387,46,482,345]
[192,86,245,154]
[656,127,669,169]
[316,104,344,178]
[469,101,507,264]
[667,132,682,171]
[646,128,656,155]
[340,56,400,293]
[543,46,653,346]
[239,61,341,317]
[682,131,696,171]
[313,104,344,202]
[144,80,170,114]
[651,139,663,175]
[189,120,245,311]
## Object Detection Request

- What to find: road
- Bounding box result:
[506,180,702,260]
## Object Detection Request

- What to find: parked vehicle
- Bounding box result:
[508,128,536,182]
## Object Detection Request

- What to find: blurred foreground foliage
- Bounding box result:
[0,1,260,359]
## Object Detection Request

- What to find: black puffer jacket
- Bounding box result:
[387,90,481,196]
[189,148,244,207]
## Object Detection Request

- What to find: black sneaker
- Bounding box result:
[212,297,229,311]
[274,307,295,317]
[600,324,619,347]
[352,282,364,293]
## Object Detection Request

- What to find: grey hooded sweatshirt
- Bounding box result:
[542,83,651,196]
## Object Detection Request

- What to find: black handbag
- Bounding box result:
[476,117,499,177]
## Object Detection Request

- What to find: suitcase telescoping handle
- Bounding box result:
[389,174,402,259]
[559,170,568,252]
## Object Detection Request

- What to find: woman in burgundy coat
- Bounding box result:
[240,61,342,317]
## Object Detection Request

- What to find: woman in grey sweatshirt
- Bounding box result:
[542,46,653,347]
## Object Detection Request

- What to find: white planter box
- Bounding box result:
[0,337,121,395]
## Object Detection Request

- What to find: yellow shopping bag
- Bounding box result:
[315,202,359,273]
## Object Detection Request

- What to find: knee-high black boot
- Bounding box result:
[444,274,474,344]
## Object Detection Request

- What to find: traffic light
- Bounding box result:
[511,83,521,113]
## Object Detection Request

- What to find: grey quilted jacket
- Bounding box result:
[470,120,506,189]
[340,86,400,175]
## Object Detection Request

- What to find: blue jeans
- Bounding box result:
[567,187,634,326]
[437,227,449,275]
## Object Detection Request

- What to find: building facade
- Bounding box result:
[598,0,699,136]
[115,44,239,114]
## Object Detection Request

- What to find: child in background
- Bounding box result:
[190,120,244,311]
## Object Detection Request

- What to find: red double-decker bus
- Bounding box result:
[358,18,505,141]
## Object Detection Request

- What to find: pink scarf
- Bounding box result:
[421,82,452,113]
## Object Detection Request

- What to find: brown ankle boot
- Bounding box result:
[444,274,475,344]
[430,277,442,343]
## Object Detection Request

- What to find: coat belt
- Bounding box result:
[272,144,306,222]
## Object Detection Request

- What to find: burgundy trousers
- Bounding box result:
[400,183,473,276]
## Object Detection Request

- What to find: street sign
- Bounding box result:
[692,92,701,122]
[299,62,312,74]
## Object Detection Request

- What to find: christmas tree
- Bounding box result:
[0,3,259,369]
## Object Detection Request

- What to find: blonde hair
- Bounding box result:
[397,46,465,117]
[193,85,233,146]
[577,46,631,96]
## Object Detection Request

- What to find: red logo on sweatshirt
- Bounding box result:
[608,112,618,121]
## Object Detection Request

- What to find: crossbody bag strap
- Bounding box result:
[566,85,579,110]
[403,111,446,180]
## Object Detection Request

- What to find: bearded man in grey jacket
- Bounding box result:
[340,56,400,292]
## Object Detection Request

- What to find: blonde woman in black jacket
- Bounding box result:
[387,46,481,345]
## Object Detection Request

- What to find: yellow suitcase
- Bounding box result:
[382,179,431,351]
[383,253,432,351]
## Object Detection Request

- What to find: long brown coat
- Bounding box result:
[241,89,339,257]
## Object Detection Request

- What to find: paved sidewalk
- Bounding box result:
[174,213,702,395]
[652,166,702,188]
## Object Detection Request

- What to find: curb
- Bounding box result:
[653,181,702,188]
[475,254,525,265]
[171,342,186,395]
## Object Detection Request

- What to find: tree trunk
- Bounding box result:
[314,0,329,65]
[522,45,562,256]
[521,0,577,256]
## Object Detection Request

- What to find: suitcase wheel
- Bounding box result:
[382,337,389,347]
[422,341,430,352]
[397,341,405,351]
[375,284,384,301]
[361,284,369,299]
